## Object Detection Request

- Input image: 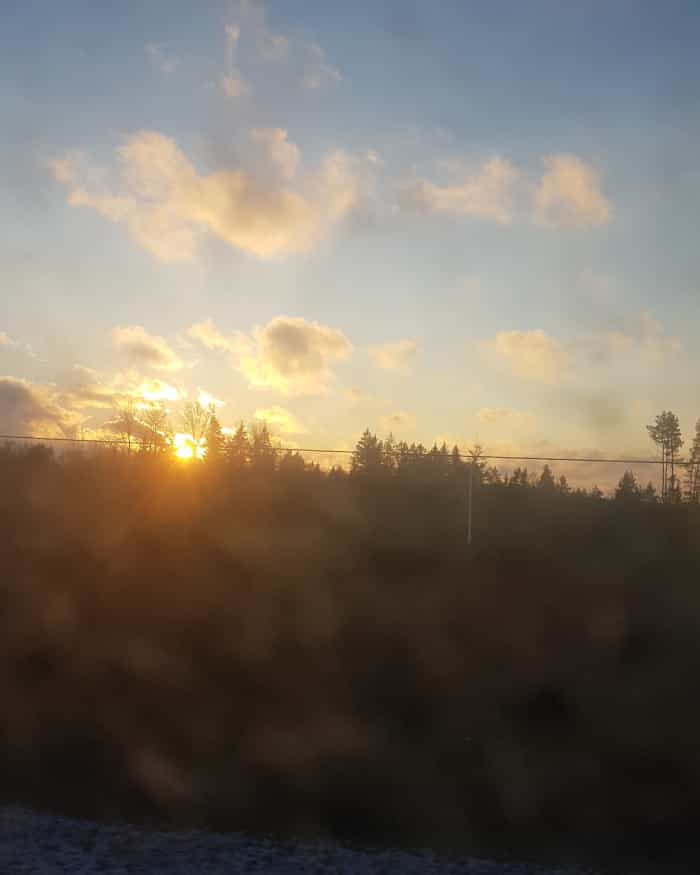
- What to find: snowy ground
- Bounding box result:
[0,806,601,874]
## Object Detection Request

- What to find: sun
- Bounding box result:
[173,433,206,461]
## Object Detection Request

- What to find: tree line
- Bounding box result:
[108,398,700,503]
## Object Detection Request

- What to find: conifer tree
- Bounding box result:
[684,419,700,503]
[205,411,225,462]
[351,429,383,475]
[226,421,250,468]
[647,411,683,501]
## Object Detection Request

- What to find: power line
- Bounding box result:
[0,433,688,466]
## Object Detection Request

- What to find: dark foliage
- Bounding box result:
[1,440,700,852]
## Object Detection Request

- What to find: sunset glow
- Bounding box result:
[173,433,206,461]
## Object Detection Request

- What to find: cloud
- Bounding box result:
[197,390,225,409]
[112,325,184,371]
[225,2,341,89]
[145,43,179,75]
[368,339,418,374]
[400,158,519,224]
[0,332,13,346]
[484,329,573,384]
[220,71,250,98]
[225,23,241,64]
[605,310,681,363]
[380,411,416,432]
[0,376,78,436]
[400,153,613,230]
[59,367,182,412]
[535,155,612,228]
[188,319,233,353]
[477,408,536,431]
[49,131,359,261]
[250,128,299,180]
[254,405,307,435]
[301,41,342,89]
[190,316,352,397]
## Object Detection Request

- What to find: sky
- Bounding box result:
[2,0,700,485]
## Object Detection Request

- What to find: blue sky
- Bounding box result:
[2,1,700,484]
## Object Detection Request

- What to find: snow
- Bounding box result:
[0,806,597,874]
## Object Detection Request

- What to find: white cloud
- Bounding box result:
[484,329,573,384]
[250,128,299,180]
[605,310,681,362]
[0,376,78,436]
[368,339,418,374]
[301,41,342,89]
[220,70,250,98]
[188,319,233,353]
[60,367,182,410]
[112,325,184,371]
[225,2,341,90]
[225,23,241,65]
[189,316,352,397]
[197,390,225,409]
[0,332,13,346]
[49,131,359,261]
[399,158,520,224]
[145,43,179,75]
[400,153,613,231]
[535,155,612,228]
[254,405,307,435]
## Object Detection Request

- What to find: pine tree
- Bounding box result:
[537,464,556,492]
[351,429,382,476]
[641,481,658,503]
[467,444,486,486]
[483,465,502,485]
[615,470,641,502]
[382,433,397,472]
[450,445,464,480]
[557,474,570,495]
[279,450,305,476]
[684,419,700,503]
[647,411,683,502]
[250,421,276,472]
[205,412,225,462]
[226,421,250,468]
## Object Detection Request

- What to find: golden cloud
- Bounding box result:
[112,325,184,371]
[484,329,573,384]
[49,131,359,261]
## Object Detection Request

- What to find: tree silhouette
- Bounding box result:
[250,421,276,472]
[615,470,641,502]
[114,397,139,454]
[647,411,683,502]
[351,429,383,476]
[140,404,170,454]
[182,401,211,445]
[226,421,250,468]
[205,411,225,462]
[684,419,700,504]
[382,433,397,472]
[537,464,556,492]
[641,481,658,503]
